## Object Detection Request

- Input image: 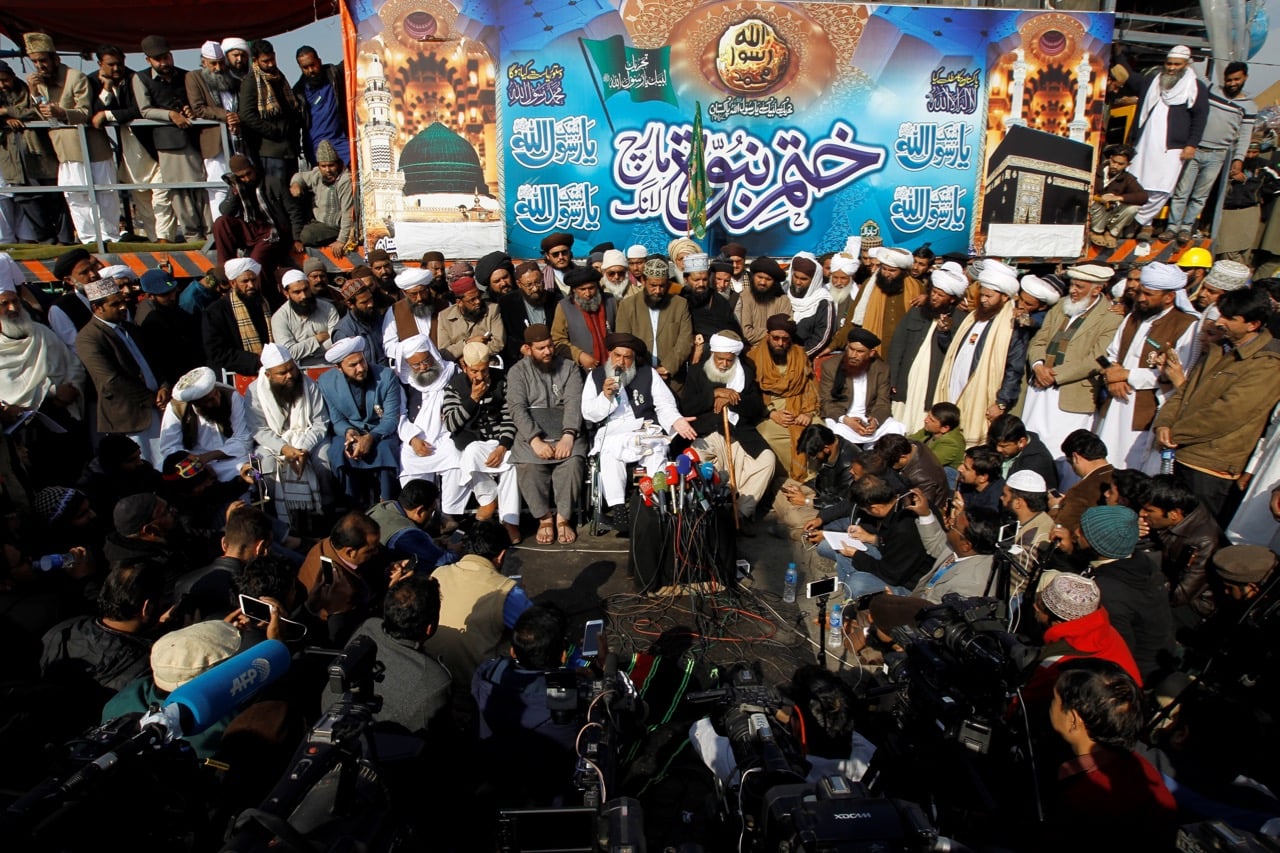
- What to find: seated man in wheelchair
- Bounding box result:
[581,332,698,533]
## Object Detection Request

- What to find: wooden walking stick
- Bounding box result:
[722,406,740,528]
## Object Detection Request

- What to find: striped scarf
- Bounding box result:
[252,65,296,119]
[231,291,273,355]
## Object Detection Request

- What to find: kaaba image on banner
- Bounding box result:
[981,125,1093,229]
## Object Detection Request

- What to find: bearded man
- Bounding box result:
[220,37,251,82]
[552,266,615,371]
[272,268,339,366]
[616,256,693,387]
[1123,45,1210,242]
[786,252,835,358]
[581,333,698,532]
[319,336,401,502]
[819,328,905,448]
[381,267,444,370]
[499,260,562,366]
[288,140,353,256]
[244,342,332,520]
[160,366,252,483]
[187,41,241,221]
[836,246,920,350]
[1096,263,1198,473]
[333,270,388,367]
[680,252,740,366]
[887,262,968,433]
[48,248,100,348]
[395,335,467,519]
[238,39,302,191]
[680,331,777,532]
[735,256,792,347]
[88,45,158,242]
[540,232,576,295]
[722,242,750,295]
[599,249,636,303]
[213,154,292,278]
[435,275,504,362]
[826,248,860,330]
[933,262,1027,447]
[475,250,516,301]
[367,249,398,306]
[443,342,521,544]
[1024,264,1122,487]
[202,257,274,377]
[507,325,586,545]
[747,315,818,479]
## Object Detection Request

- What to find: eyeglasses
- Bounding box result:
[548,249,570,258]
[605,270,627,279]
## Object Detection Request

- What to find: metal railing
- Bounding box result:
[7,117,239,253]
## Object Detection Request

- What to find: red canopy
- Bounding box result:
[0,0,335,53]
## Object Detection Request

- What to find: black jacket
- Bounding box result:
[1154,504,1223,619]
[202,295,269,377]
[814,437,860,524]
[679,358,770,458]
[1091,553,1175,681]
[1124,66,1210,151]
[852,507,934,590]
[1007,433,1060,491]
[498,290,561,367]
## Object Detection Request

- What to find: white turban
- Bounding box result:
[201,41,225,60]
[260,343,292,369]
[843,236,861,257]
[931,266,969,298]
[708,333,744,355]
[0,253,23,293]
[1139,262,1188,291]
[1168,45,1192,60]
[221,37,250,54]
[625,244,647,260]
[870,247,912,269]
[601,249,627,271]
[98,264,136,282]
[281,269,307,288]
[1111,280,1127,301]
[325,335,366,364]
[396,268,432,290]
[683,253,710,273]
[830,254,859,276]
[172,366,217,402]
[401,334,432,357]
[978,265,1020,297]
[224,257,261,279]
[1019,275,1060,307]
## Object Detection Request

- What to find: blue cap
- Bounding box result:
[140,268,177,295]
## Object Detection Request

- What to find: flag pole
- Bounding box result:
[577,38,616,135]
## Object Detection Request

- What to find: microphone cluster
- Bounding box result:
[637,448,728,516]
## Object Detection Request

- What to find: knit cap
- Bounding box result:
[33,486,84,524]
[1080,505,1139,559]
[1040,574,1101,622]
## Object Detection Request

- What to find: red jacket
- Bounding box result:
[1024,608,1142,707]
[1045,747,1177,851]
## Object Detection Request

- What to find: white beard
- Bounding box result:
[1062,296,1092,318]
[704,361,735,384]
[0,312,32,340]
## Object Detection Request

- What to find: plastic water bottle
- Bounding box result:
[35,553,76,573]
[1159,448,1176,475]
[827,602,844,651]
[782,562,797,603]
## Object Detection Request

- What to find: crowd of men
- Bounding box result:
[0,32,352,254]
[0,34,1276,852]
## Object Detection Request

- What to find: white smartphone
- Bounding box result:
[238,593,307,641]
[807,576,838,598]
[581,619,604,658]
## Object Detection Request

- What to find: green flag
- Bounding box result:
[581,35,677,106]
[687,102,707,239]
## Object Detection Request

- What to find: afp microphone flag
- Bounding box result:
[581,35,678,106]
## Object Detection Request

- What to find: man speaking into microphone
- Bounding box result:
[582,332,698,535]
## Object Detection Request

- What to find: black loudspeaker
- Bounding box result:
[627,490,736,592]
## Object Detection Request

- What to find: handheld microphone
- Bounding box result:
[680,447,701,468]
[698,461,720,485]
[638,476,655,507]
[664,462,679,485]
[675,454,692,479]
[652,471,669,512]
[165,639,291,736]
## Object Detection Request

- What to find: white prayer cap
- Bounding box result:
[0,253,22,293]
[461,341,490,366]
[1006,469,1047,494]
[1066,263,1114,284]
[1019,275,1060,307]
[625,244,647,260]
[395,268,432,291]
[201,41,225,60]
[224,257,261,280]
[98,264,132,282]
[683,253,710,273]
[221,37,250,54]
[978,265,1020,297]
[843,235,862,257]
[260,343,293,369]
[1167,45,1192,60]
[281,269,307,289]
[708,332,744,354]
[931,265,969,298]
[870,247,912,269]
[830,254,858,277]
[172,366,217,402]
[401,334,432,357]
[1139,262,1188,291]
[601,249,627,271]
[325,335,366,364]
[1203,260,1251,292]
[1111,280,1127,301]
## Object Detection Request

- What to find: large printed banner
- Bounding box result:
[343,1,1114,260]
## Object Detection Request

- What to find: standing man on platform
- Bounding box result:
[292,47,348,168]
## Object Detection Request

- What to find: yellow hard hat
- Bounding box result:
[1177,247,1212,269]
